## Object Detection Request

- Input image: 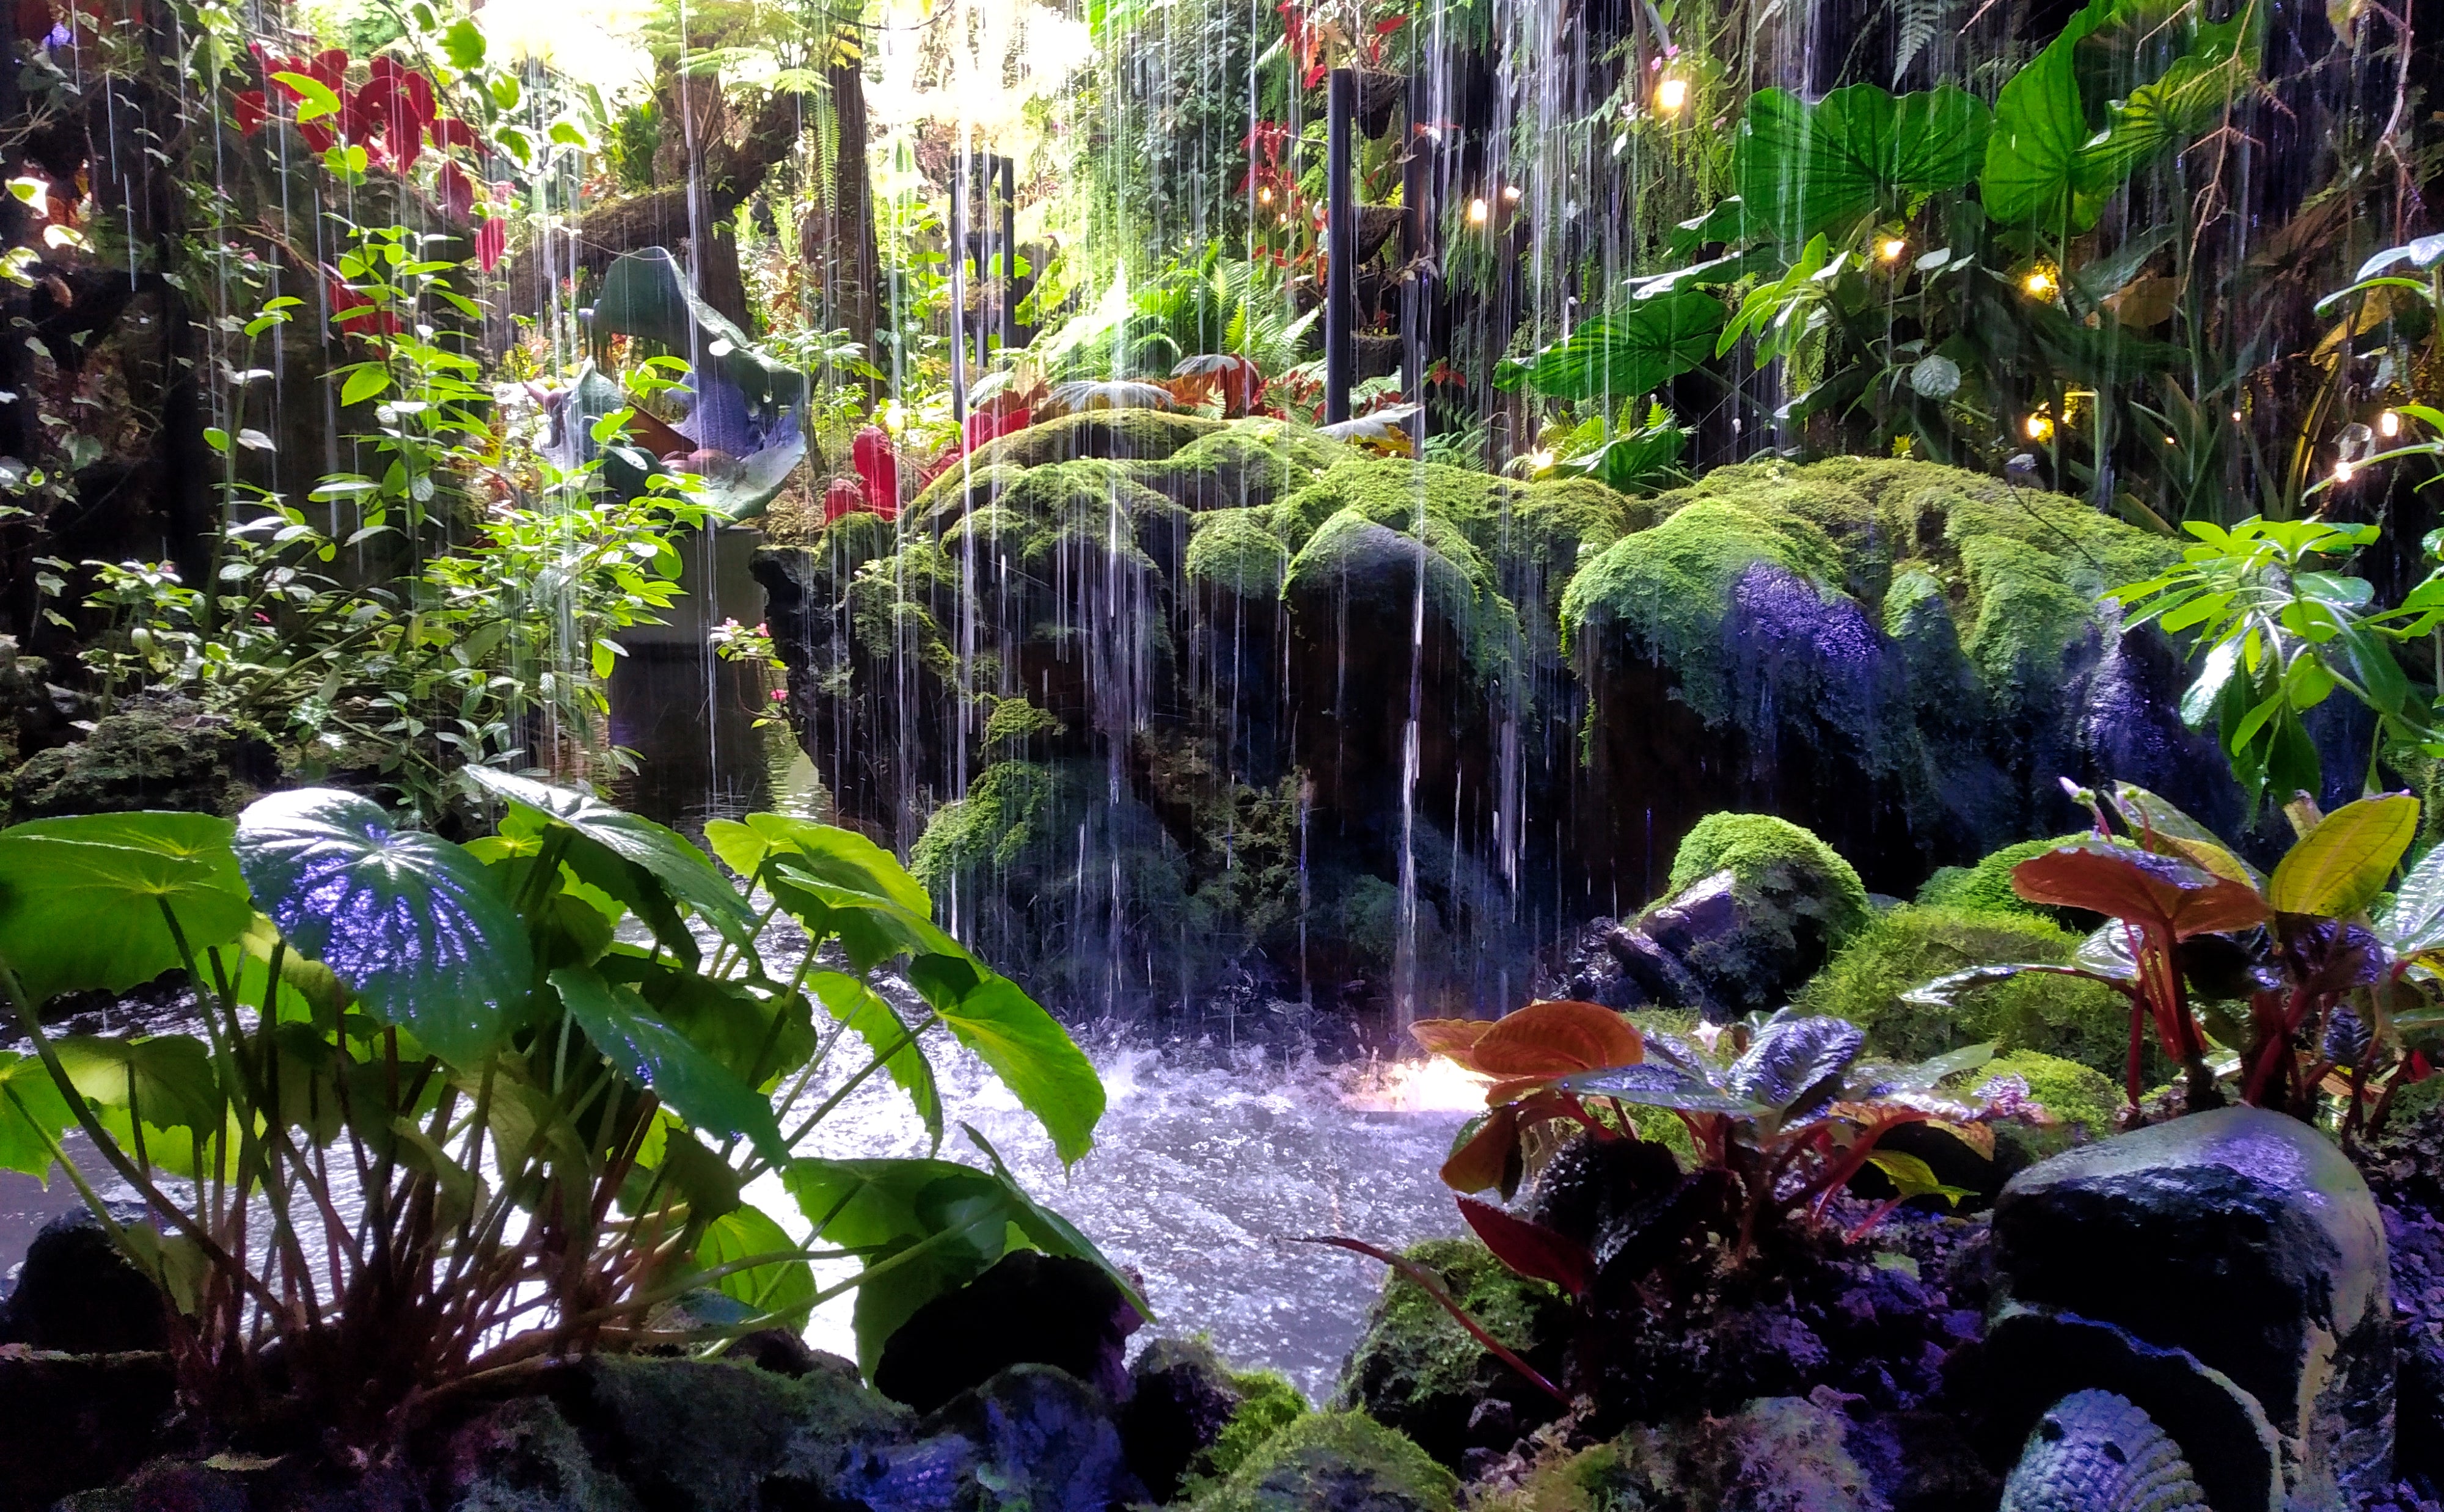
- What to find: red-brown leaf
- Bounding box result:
[1439,1106,1518,1193]
[1466,999,1644,1078]
[2013,840,2266,939]
[1457,1196,1593,1297]
[1411,1017,1494,1064]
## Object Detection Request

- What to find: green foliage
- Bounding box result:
[2109,515,2436,808]
[1667,812,1871,941]
[1975,1050,2120,1142]
[1192,1371,1311,1489]
[0,784,1113,1450]
[1734,84,1991,245]
[1796,903,2132,1076]
[1495,290,1728,403]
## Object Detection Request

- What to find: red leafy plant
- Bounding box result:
[1311,1001,2004,1403]
[1906,781,2444,1129]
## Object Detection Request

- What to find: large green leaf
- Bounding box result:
[551,966,786,1162]
[1493,290,1725,401]
[0,1051,75,1180]
[1734,84,1991,244]
[765,862,967,975]
[907,958,1103,1167]
[50,1034,224,1134]
[1981,0,2258,230]
[781,1152,1132,1375]
[704,814,933,918]
[0,813,252,1004]
[463,768,756,960]
[696,1202,816,1327]
[2266,794,2418,918]
[810,970,942,1145]
[235,789,533,1065]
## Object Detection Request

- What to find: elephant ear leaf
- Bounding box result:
[1493,289,1725,401]
[1735,83,1990,244]
[0,813,252,1004]
[907,959,1103,1167]
[235,789,532,1065]
[552,966,786,1162]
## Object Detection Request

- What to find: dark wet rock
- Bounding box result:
[1185,1409,1457,1512]
[0,1204,166,1353]
[1988,1107,2392,1507]
[1333,1237,1571,1470]
[858,1363,1141,1512]
[638,1288,824,1378]
[2361,1095,2444,1499]
[873,1249,1141,1415]
[438,1395,644,1512]
[5,699,277,822]
[51,1459,255,1512]
[0,1349,178,1512]
[1618,1396,1888,1512]
[1120,1337,1245,1502]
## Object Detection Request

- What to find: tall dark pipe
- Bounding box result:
[1325,67,1357,425]
[997,156,1019,350]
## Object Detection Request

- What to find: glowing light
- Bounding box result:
[1502,184,1522,202]
[1340,1057,1493,1113]
[1257,186,1273,205]
[1528,449,1556,470]
[2232,410,2244,423]
[2380,409,2402,439]
[1654,75,1689,114]
[1468,197,1490,225]
[1878,237,1907,262]
[2335,459,2357,484]
[2025,411,2055,443]
[2022,268,2057,299]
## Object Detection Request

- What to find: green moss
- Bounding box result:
[1982,1050,2120,1139]
[1136,417,1352,509]
[1915,834,2090,922]
[1284,507,1521,692]
[910,761,1055,884]
[1191,1370,1311,1489]
[981,695,1064,747]
[975,407,1226,470]
[1332,1237,1567,1467]
[1189,1411,1459,1512]
[1794,903,2131,1075]
[1184,508,1294,598]
[1472,1441,1642,1512]
[1667,813,1870,941]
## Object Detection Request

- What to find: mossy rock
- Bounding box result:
[571,1354,910,1512]
[1915,833,2091,924]
[1667,813,1870,941]
[1283,506,1521,695]
[1794,903,2134,1078]
[1182,1368,1312,1497]
[967,408,1227,472]
[1976,1049,2121,1156]
[1185,507,1295,597]
[1331,1237,1570,1469]
[1136,417,1355,511]
[1188,1410,1458,1512]
[6,702,279,822]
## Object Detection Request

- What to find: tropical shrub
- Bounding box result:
[1905,781,2444,1124]
[0,773,1121,1455]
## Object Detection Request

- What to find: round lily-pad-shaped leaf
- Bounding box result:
[235,789,532,1065]
[1493,290,1726,401]
[0,813,252,1004]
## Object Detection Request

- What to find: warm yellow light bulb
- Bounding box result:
[1878,237,1907,262]
[1529,449,1556,470]
[1655,76,1688,114]
[1258,186,1273,205]
[1468,197,1490,225]
[2335,459,2357,484]
[2025,412,2054,442]
[2023,269,2055,299]
[2380,408,2402,439]
[1502,184,1522,202]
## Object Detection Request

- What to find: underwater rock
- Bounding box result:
[1332,1237,1571,1469]
[1989,1107,2393,1508]
[0,1205,165,1354]
[1185,1409,1458,1512]
[873,1249,1142,1414]
[5,699,277,822]
[1120,1337,1246,1502]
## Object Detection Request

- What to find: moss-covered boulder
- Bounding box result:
[1794,903,2135,1078]
[5,700,277,822]
[1331,1238,1570,1470]
[1974,1049,2121,1161]
[1187,1411,1458,1512]
[1562,458,2226,895]
[1914,832,2093,926]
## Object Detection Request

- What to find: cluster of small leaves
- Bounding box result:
[0,776,1121,1450]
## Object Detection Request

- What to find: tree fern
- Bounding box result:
[1893,0,1945,86]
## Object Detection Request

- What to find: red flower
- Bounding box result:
[961,401,1031,455]
[851,426,902,520]
[433,117,480,152]
[436,159,475,219]
[821,475,868,524]
[233,89,266,135]
[474,216,506,273]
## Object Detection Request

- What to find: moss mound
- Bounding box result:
[971,407,1226,471]
[1915,833,2091,923]
[1187,1369,1311,1493]
[1666,812,1871,941]
[1795,903,2132,1076]
[1188,1410,1458,1512]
